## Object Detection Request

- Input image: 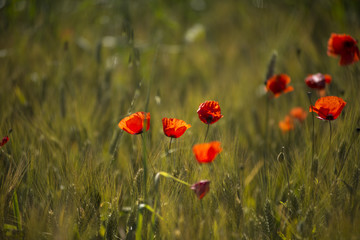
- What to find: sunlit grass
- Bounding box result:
[1,1,360,239]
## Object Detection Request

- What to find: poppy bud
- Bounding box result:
[191,180,210,199]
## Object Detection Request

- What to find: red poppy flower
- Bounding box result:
[162,118,191,138]
[266,74,294,97]
[290,107,308,122]
[327,33,359,65]
[0,136,9,147]
[309,96,346,120]
[191,180,210,200]
[197,101,223,124]
[279,115,294,132]
[192,141,222,164]
[305,73,332,90]
[118,112,150,135]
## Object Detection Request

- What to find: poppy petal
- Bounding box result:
[283,86,294,94]
[0,136,9,147]
[309,96,346,120]
[162,118,191,138]
[197,101,223,124]
[193,141,222,163]
[266,74,293,97]
[305,73,331,90]
[279,115,294,132]
[191,180,210,200]
[290,107,307,122]
[324,74,332,84]
[118,112,150,135]
[327,33,359,65]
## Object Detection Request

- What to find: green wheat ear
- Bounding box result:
[263,199,276,239]
[298,185,305,203]
[311,158,318,179]
[264,51,277,84]
[335,140,347,174]
[351,165,360,192]
[133,168,144,197]
[337,140,347,160]
[330,180,344,209]
[220,173,236,207]
[235,186,244,226]
[299,207,314,238]
[241,233,249,240]
[126,205,137,238]
[288,190,299,220]
[105,211,118,240]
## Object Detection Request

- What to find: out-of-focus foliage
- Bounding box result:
[1,0,360,239]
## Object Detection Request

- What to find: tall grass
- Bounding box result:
[1,0,360,239]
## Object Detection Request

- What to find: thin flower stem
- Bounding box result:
[307,92,315,165]
[265,95,270,156]
[204,124,210,142]
[155,171,192,187]
[169,137,173,153]
[168,137,174,164]
[329,120,332,147]
[320,120,333,174]
[264,95,270,183]
[141,133,148,202]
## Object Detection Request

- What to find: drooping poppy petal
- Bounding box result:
[0,136,9,147]
[305,73,332,90]
[290,107,308,122]
[309,96,346,120]
[279,115,294,132]
[118,112,150,135]
[266,74,293,97]
[197,101,223,124]
[327,33,360,65]
[191,180,210,200]
[324,74,332,84]
[192,141,222,164]
[162,118,191,138]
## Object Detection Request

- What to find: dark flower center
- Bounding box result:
[326,114,334,120]
[343,40,354,48]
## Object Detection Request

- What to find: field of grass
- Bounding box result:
[1,0,360,239]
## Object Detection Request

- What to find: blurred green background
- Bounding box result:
[1,0,360,239]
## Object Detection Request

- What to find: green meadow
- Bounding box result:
[1,1,360,239]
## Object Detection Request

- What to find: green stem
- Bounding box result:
[168,137,173,154]
[264,95,270,163]
[329,120,332,147]
[155,171,191,187]
[307,92,315,165]
[141,134,148,202]
[204,124,210,142]
[135,210,144,240]
[13,190,22,232]
[263,95,270,193]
